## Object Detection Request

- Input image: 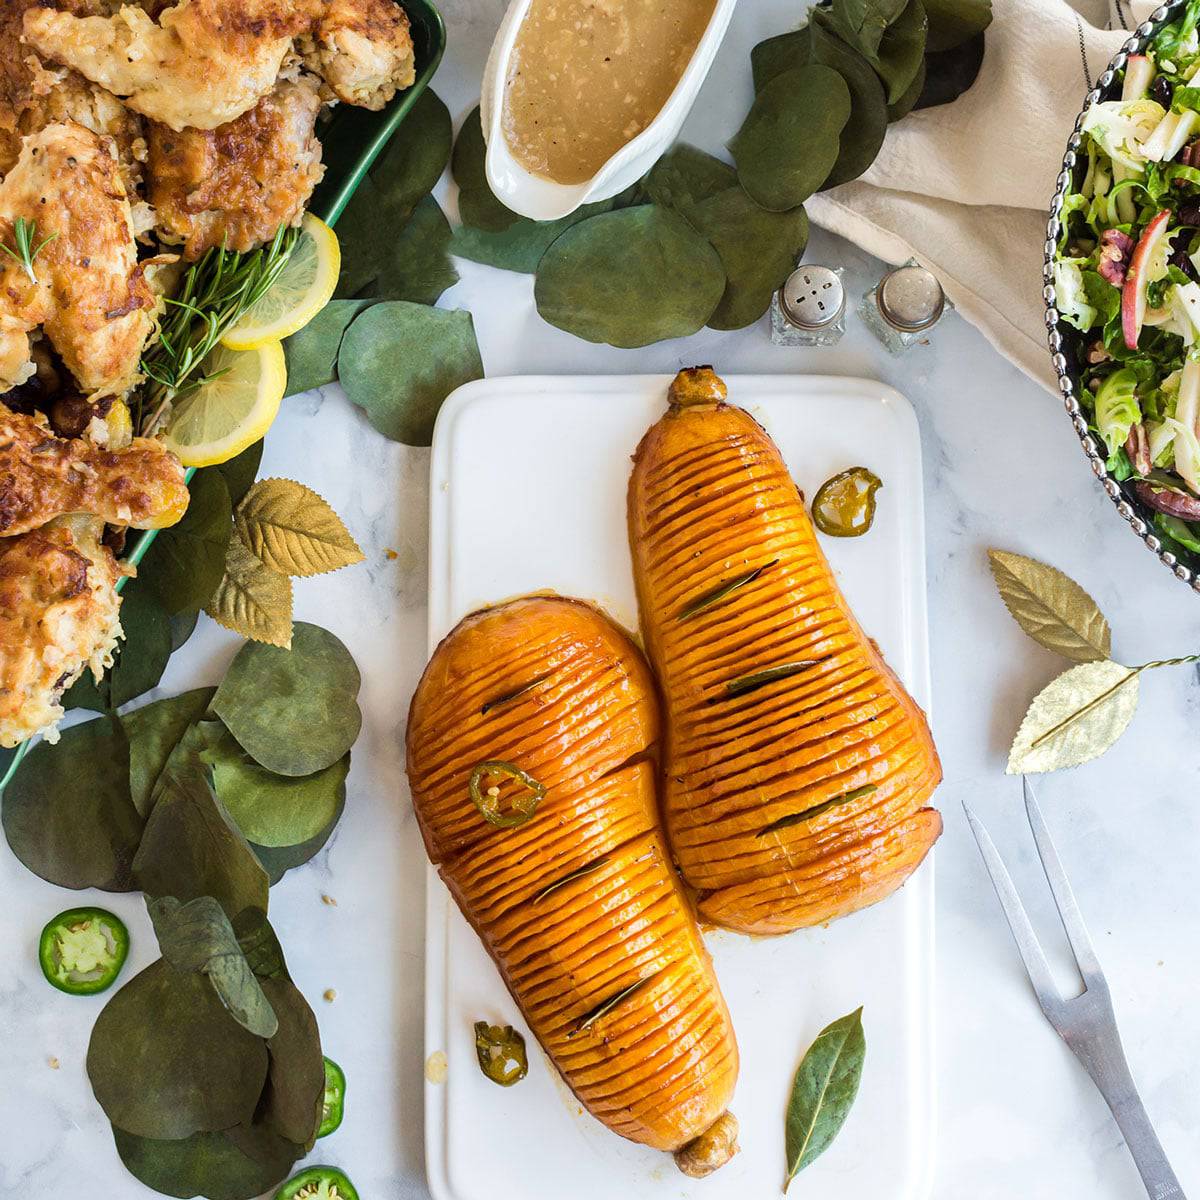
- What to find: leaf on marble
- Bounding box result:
[235,479,364,578]
[124,686,217,818]
[1007,660,1139,774]
[205,538,294,649]
[988,550,1112,663]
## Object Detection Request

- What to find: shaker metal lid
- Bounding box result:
[876,264,945,332]
[779,266,845,329]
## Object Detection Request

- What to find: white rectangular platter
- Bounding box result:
[424,375,935,1200]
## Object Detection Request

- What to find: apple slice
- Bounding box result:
[1122,54,1156,102]
[1122,209,1172,349]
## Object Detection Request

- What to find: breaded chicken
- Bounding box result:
[0,122,154,395]
[0,402,189,536]
[147,75,325,258]
[0,515,126,748]
[23,0,324,132]
[301,0,415,110]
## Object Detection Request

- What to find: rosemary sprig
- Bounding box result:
[1,217,57,285]
[137,225,299,434]
[756,785,878,839]
[678,559,778,621]
[569,975,655,1038]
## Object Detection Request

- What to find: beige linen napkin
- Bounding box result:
[805,0,1157,389]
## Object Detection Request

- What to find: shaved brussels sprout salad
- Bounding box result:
[1055,0,1200,556]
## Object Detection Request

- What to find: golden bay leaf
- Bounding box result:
[1007,660,1139,774]
[235,478,364,578]
[204,539,293,648]
[988,550,1112,663]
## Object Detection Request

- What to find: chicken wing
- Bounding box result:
[23,0,324,132]
[147,75,324,258]
[301,0,416,110]
[0,403,189,536]
[0,122,154,395]
[0,516,126,748]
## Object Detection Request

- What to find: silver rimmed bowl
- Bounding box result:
[1045,0,1200,593]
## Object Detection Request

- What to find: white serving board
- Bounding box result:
[423,375,935,1200]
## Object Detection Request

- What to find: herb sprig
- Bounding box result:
[1,217,57,285]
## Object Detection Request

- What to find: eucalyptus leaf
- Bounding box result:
[201,722,350,848]
[915,30,985,110]
[338,301,484,446]
[133,731,271,919]
[249,785,346,886]
[212,622,361,777]
[887,55,926,120]
[233,907,290,980]
[252,976,325,1147]
[216,440,264,508]
[1007,660,1139,775]
[449,201,610,275]
[88,959,269,1141]
[377,195,459,305]
[685,188,808,330]
[865,0,928,104]
[366,87,452,214]
[112,1126,296,1200]
[809,18,889,188]
[731,66,852,211]
[124,686,217,818]
[169,609,200,653]
[784,1007,866,1189]
[924,0,991,51]
[141,469,234,616]
[2,714,142,891]
[640,144,736,213]
[988,550,1112,663]
[283,300,371,398]
[751,27,810,92]
[332,177,394,299]
[452,107,519,232]
[235,478,364,578]
[149,896,278,1039]
[205,537,294,649]
[826,0,909,60]
[534,205,725,347]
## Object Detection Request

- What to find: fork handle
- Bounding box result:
[1076,1038,1187,1200]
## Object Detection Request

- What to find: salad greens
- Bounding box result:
[1054,0,1200,554]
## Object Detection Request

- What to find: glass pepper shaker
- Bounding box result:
[770,265,846,347]
[859,259,950,352]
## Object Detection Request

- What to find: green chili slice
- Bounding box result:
[481,675,547,716]
[469,761,545,828]
[38,907,129,996]
[273,1166,359,1200]
[570,976,655,1038]
[719,659,825,700]
[678,559,778,620]
[756,785,878,839]
[317,1056,346,1138]
[473,1021,529,1086]
[812,467,883,537]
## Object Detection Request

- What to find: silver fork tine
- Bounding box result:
[962,802,1062,1017]
[1023,778,1103,981]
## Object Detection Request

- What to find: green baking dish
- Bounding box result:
[0,0,445,792]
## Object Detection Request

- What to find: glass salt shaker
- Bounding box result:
[770,265,846,347]
[859,259,950,352]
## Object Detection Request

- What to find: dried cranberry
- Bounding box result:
[1177,202,1200,227]
[1151,75,1175,107]
[1169,245,1199,280]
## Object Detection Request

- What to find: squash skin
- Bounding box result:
[406,597,739,1157]
[627,370,943,936]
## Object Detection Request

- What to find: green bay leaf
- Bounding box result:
[784,1007,866,1189]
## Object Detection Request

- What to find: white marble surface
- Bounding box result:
[4,3,1200,1198]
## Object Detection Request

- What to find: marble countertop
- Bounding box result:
[4,3,1200,1198]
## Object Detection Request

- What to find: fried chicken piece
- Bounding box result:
[0,122,154,395]
[147,75,325,258]
[0,403,189,536]
[23,0,324,132]
[301,0,416,110]
[0,515,126,748]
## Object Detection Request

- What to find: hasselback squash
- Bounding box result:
[627,367,942,936]
[406,596,739,1173]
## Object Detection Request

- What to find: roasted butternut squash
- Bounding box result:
[406,596,739,1171]
[627,368,942,936]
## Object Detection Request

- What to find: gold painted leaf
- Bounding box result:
[235,478,364,578]
[988,550,1112,663]
[1007,660,1138,774]
[204,539,293,648]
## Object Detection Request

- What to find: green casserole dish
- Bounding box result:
[0,0,445,791]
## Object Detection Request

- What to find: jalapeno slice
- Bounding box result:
[318,1056,346,1137]
[273,1166,359,1200]
[38,907,129,996]
[812,467,883,537]
[473,1021,529,1086]
[468,761,545,828]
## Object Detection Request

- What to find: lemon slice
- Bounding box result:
[221,213,341,351]
[160,342,287,467]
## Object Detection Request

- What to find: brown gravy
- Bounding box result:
[502,0,718,185]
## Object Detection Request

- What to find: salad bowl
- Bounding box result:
[1046,0,1200,593]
